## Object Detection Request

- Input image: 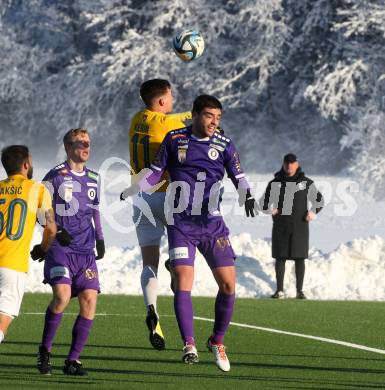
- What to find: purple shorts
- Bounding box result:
[44,247,100,297]
[167,216,236,269]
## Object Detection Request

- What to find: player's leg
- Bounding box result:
[0,267,27,343]
[134,192,166,350]
[199,225,236,372]
[295,258,306,299]
[0,314,13,342]
[38,283,71,374]
[272,258,286,298]
[167,224,198,363]
[63,253,99,376]
[62,288,97,376]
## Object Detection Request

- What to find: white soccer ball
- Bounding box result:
[173,30,205,62]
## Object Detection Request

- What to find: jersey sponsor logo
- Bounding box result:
[170,247,189,260]
[63,176,72,181]
[87,171,98,181]
[215,237,231,249]
[50,266,70,280]
[88,188,97,200]
[208,148,219,160]
[85,268,98,280]
[209,143,225,152]
[212,138,227,148]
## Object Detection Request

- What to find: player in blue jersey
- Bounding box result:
[36,128,105,376]
[122,95,255,371]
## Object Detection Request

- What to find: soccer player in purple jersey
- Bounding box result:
[122,95,255,371]
[36,128,105,376]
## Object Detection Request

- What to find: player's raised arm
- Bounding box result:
[223,141,256,217]
[167,111,192,123]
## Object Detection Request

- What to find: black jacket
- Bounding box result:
[261,168,323,259]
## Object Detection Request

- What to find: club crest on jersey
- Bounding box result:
[88,188,97,200]
[208,148,219,160]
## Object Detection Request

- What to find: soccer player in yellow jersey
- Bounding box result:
[128,79,191,350]
[0,145,56,344]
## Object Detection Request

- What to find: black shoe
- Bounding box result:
[165,259,176,293]
[271,291,284,299]
[146,304,165,350]
[37,345,52,375]
[63,359,87,376]
[296,291,307,299]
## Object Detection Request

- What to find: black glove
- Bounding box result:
[56,227,73,246]
[245,191,256,217]
[95,239,105,260]
[30,244,46,262]
[120,192,126,201]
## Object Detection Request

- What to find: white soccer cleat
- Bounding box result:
[182,344,199,364]
[207,338,231,372]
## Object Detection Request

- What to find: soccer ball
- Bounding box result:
[173,30,205,62]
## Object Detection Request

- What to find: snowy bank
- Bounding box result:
[26,233,385,301]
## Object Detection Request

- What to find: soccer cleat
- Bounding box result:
[296,291,307,299]
[207,337,230,372]
[146,304,165,350]
[271,290,285,299]
[164,259,176,293]
[63,359,87,376]
[182,343,199,364]
[37,345,52,375]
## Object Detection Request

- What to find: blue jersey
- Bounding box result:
[148,127,247,218]
[43,161,101,254]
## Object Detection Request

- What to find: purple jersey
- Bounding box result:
[147,127,247,219]
[43,161,102,254]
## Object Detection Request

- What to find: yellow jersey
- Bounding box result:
[129,109,192,192]
[0,174,52,273]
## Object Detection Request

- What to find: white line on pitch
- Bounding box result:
[195,316,385,355]
[21,312,385,355]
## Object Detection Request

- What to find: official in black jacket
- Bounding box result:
[261,153,323,299]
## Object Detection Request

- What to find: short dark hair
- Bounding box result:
[192,95,222,114]
[140,79,171,107]
[63,128,89,146]
[1,145,30,176]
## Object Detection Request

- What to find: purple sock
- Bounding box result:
[174,291,195,345]
[67,315,93,361]
[42,307,63,352]
[212,292,235,344]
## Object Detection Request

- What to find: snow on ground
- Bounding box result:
[24,169,385,300]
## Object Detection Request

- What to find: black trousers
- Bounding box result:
[275,258,305,292]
